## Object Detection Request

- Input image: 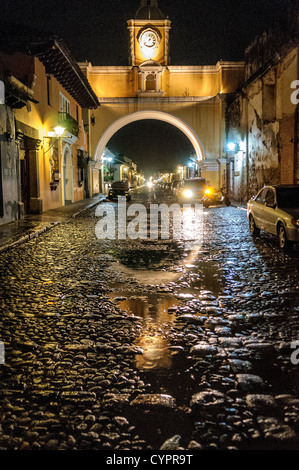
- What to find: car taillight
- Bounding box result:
[291,219,299,227]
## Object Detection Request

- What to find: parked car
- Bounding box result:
[176,178,208,203]
[108,181,131,201]
[247,185,299,249]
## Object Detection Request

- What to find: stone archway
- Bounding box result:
[94,110,205,164]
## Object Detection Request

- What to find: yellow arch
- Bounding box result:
[94,110,205,163]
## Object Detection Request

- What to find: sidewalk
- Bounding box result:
[0,194,106,253]
[230,199,247,210]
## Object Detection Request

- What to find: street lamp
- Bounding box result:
[42,126,66,191]
[53,126,65,138]
[227,142,236,152]
[43,126,66,154]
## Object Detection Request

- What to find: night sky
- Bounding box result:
[2,0,286,65]
[2,0,287,175]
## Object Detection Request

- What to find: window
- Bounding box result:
[264,189,275,206]
[263,83,275,121]
[145,73,156,91]
[255,188,268,203]
[59,93,70,114]
[139,69,161,94]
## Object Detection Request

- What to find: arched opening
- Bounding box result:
[94,110,205,165]
[63,146,73,205]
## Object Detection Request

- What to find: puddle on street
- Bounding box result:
[108,246,228,372]
[109,292,182,371]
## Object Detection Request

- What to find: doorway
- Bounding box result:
[20,149,30,214]
[63,147,73,205]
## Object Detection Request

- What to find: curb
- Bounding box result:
[0,222,60,254]
[0,198,105,254]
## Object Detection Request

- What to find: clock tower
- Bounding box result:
[127,0,171,67]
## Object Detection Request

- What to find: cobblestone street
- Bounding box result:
[0,187,298,451]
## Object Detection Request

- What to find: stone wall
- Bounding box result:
[0,105,20,225]
[226,1,299,201]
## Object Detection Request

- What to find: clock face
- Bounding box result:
[140,31,158,48]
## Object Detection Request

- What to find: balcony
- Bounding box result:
[58,112,79,137]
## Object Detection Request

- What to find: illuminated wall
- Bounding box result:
[2,54,88,213]
[83,61,244,168]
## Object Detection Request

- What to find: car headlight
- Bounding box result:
[291,219,299,227]
[183,189,193,198]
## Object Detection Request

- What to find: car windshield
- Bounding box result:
[184,179,206,188]
[276,187,299,209]
[111,182,128,188]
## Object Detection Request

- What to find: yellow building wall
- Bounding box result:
[166,69,221,97]
[87,62,244,99]
[88,68,138,98]
[14,57,87,212]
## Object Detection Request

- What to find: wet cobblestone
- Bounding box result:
[0,189,298,450]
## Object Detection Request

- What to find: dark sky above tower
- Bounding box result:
[1,0,286,65]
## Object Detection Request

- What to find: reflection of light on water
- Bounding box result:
[135,335,172,370]
[111,294,180,371]
[181,206,203,249]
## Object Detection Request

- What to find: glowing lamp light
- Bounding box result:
[205,188,213,196]
[147,181,153,189]
[227,142,236,152]
[54,126,65,137]
[183,189,193,198]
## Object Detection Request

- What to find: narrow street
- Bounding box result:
[0,185,298,451]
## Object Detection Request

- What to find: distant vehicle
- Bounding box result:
[172,180,181,196]
[108,181,131,201]
[202,187,231,208]
[247,185,299,249]
[177,178,208,202]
